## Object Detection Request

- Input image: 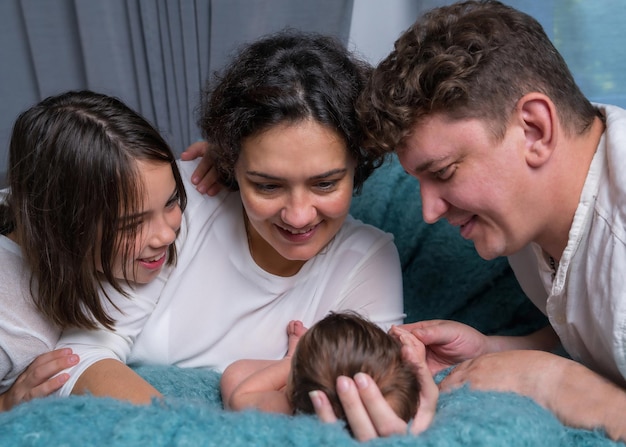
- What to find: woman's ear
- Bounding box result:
[516,93,558,169]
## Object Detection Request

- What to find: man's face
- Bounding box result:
[397,113,537,260]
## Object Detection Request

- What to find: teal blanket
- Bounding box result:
[0,365,618,446]
[1,156,622,446]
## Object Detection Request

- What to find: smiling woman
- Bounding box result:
[53,29,405,410]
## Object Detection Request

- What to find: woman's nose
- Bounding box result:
[280,192,316,228]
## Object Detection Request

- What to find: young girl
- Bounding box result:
[0,90,187,410]
[56,30,405,404]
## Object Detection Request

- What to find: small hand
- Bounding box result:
[0,348,79,412]
[391,326,438,434]
[285,320,308,357]
[180,140,221,196]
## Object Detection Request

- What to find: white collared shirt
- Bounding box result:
[509,104,626,386]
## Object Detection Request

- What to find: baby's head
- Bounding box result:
[288,312,419,424]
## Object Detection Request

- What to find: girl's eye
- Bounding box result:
[166,192,180,208]
[120,218,144,233]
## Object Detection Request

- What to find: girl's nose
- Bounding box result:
[152,206,181,246]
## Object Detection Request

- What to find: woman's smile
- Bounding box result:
[236,119,355,275]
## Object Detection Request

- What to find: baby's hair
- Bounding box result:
[0,90,187,330]
[289,312,419,424]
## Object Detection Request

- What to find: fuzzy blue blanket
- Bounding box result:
[1,156,622,446]
[0,365,619,446]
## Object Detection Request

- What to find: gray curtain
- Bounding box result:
[0,0,354,182]
[3,0,625,183]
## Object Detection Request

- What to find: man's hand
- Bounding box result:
[402,320,491,374]
[440,350,626,442]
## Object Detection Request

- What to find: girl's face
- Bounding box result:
[235,120,355,276]
[96,160,182,284]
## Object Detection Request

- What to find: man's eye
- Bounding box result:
[433,165,455,180]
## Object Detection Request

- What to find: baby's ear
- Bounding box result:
[517,93,558,169]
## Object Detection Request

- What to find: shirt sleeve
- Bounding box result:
[54,277,165,396]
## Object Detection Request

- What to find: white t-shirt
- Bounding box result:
[57,160,404,396]
[509,104,626,386]
[0,235,60,393]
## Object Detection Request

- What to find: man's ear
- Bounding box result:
[516,93,558,168]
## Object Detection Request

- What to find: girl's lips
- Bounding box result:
[138,252,167,270]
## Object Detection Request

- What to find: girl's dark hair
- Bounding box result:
[0,90,187,330]
[198,29,383,194]
[289,312,419,426]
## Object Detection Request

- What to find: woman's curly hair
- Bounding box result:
[198,29,383,194]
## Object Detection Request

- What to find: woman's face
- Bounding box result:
[96,160,182,284]
[235,119,355,275]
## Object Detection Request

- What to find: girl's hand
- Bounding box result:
[180,140,221,196]
[0,348,78,411]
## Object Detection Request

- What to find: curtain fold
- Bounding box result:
[207,0,353,74]
[2,0,624,182]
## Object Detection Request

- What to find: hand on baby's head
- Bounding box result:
[288,312,420,428]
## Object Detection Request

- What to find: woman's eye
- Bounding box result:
[316,181,337,191]
[255,183,280,192]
